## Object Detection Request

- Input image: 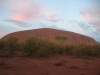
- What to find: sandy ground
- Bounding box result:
[0,55,100,75]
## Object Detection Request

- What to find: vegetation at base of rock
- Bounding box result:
[0,36,100,58]
[0,37,19,57]
[6,36,19,56]
[72,44,100,58]
[20,36,39,56]
[20,36,57,57]
[0,40,6,50]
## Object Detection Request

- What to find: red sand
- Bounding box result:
[0,55,100,75]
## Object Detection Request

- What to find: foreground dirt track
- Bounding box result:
[0,55,100,75]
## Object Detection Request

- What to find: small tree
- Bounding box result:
[6,36,19,56]
[55,35,68,45]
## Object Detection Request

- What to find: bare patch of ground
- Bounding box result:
[0,55,100,75]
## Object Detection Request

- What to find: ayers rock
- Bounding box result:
[1,28,98,45]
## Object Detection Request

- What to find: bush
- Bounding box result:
[6,36,19,56]
[0,40,7,56]
[36,39,55,57]
[65,45,74,55]
[55,45,66,54]
[72,44,90,57]
[72,44,100,58]
[20,36,39,56]
[20,36,57,57]
[92,44,100,57]
[1,35,100,58]
[0,40,6,50]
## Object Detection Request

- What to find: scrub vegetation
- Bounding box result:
[0,36,100,58]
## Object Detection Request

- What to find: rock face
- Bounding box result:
[1,28,98,45]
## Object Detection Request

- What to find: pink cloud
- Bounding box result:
[2,0,62,23]
[80,13,94,21]
[1,0,63,29]
[80,5,100,29]
[95,25,100,29]
[9,0,42,21]
[12,14,28,20]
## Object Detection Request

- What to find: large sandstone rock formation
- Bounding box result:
[1,28,98,45]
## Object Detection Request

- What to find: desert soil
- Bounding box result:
[0,55,100,75]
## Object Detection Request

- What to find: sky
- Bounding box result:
[0,0,100,42]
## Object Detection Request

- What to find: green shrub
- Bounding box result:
[1,35,100,58]
[6,36,19,56]
[55,45,66,54]
[72,44,91,57]
[48,43,58,54]
[36,39,54,57]
[65,45,74,55]
[37,48,52,57]
[72,44,100,58]
[92,44,100,57]
[55,35,68,45]
[0,40,8,56]
[0,40,6,50]
[20,36,39,56]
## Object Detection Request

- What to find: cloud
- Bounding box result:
[78,22,92,30]
[79,5,100,39]
[42,24,66,30]
[11,14,29,21]
[64,19,100,39]
[44,13,64,22]
[80,5,100,29]
[46,17,63,22]
[3,18,64,31]
[0,0,63,24]
[0,0,8,8]
[3,19,47,29]
[4,19,32,28]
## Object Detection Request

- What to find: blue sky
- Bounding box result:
[0,0,100,42]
